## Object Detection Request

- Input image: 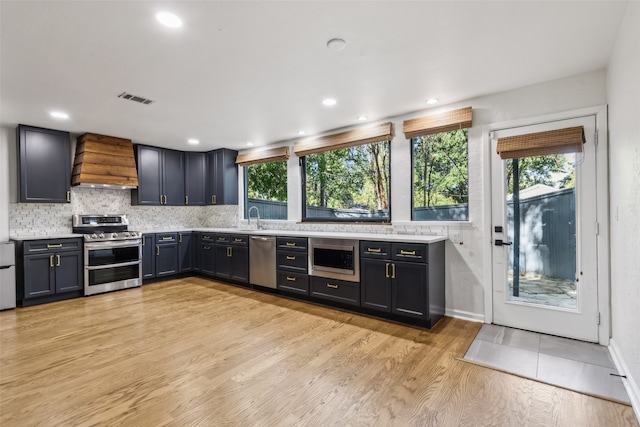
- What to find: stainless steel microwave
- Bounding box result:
[309,237,360,283]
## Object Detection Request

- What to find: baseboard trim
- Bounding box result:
[609,339,640,419]
[445,308,484,323]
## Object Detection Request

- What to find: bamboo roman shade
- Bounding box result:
[496,126,585,160]
[293,122,393,157]
[402,106,473,139]
[236,146,290,166]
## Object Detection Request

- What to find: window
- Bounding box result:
[302,140,390,222]
[244,160,288,220]
[411,129,468,221]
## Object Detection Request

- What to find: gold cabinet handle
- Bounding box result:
[285,242,296,247]
[368,247,381,253]
[385,262,390,279]
[204,246,211,250]
[391,263,396,279]
[164,195,167,204]
[400,250,416,256]
[160,195,163,204]
[49,255,54,268]
[212,195,217,204]
[203,235,211,240]
[327,283,338,289]
[286,256,296,260]
[56,255,60,267]
[156,245,160,256]
[234,238,243,243]
[142,236,146,245]
[179,233,182,243]
[227,247,232,257]
[47,244,63,249]
[162,236,172,241]
[66,191,71,202]
[185,196,189,205]
[286,276,297,282]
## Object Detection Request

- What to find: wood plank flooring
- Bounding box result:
[1,277,637,426]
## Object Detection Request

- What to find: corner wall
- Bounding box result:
[606,1,640,416]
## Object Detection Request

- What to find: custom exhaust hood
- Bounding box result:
[72,133,139,189]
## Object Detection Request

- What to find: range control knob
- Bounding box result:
[90,233,98,239]
[98,233,105,239]
[111,233,118,239]
[124,232,130,237]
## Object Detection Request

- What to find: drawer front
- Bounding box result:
[277,236,307,251]
[310,276,360,307]
[277,271,309,294]
[391,243,427,263]
[214,233,231,244]
[360,241,391,259]
[24,238,83,254]
[200,233,215,242]
[156,233,178,244]
[229,234,248,246]
[277,250,308,272]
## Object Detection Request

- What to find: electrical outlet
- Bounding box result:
[450,231,460,244]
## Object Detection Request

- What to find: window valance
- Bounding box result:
[236,146,290,166]
[496,126,585,159]
[402,106,472,139]
[293,122,392,157]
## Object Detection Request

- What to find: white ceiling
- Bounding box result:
[0,1,628,152]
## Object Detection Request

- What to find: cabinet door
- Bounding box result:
[230,246,249,283]
[205,150,218,205]
[142,234,156,279]
[17,125,71,203]
[55,251,82,293]
[23,253,55,297]
[214,245,231,279]
[216,149,238,205]
[162,149,185,206]
[392,261,428,319]
[360,258,391,312]
[178,232,193,272]
[200,243,215,275]
[185,152,206,206]
[133,145,162,205]
[156,243,178,277]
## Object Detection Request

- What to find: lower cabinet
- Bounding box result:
[16,238,83,306]
[155,233,178,277]
[142,234,156,279]
[178,232,193,273]
[310,276,360,307]
[214,234,248,283]
[276,236,309,295]
[359,240,445,326]
[199,233,216,276]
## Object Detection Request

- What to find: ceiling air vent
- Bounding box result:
[118,92,154,105]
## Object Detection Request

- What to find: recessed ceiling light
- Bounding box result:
[50,111,69,119]
[156,11,182,28]
[188,139,199,145]
[297,130,306,135]
[426,98,439,105]
[322,98,337,106]
[327,38,346,51]
[357,116,368,121]
[247,142,254,146]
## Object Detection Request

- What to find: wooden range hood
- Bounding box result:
[72,133,139,188]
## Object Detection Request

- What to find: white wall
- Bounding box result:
[607,1,640,413]
[0,127,11,241]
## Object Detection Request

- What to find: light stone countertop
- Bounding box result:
[10,234,85,241]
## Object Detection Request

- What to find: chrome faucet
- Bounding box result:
[247,206,261,229]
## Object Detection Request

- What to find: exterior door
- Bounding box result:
[490,115,599,342]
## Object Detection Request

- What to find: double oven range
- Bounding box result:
[72,214,142,296]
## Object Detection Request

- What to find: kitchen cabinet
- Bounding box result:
[276,236,309,295]
[185,152,206,205]
[178,232,193,272]
[142,233,156,279]
[206,149,238,205]
[199,233,216,276]
[17,124,71,203]
[132,145,185,206]
[16,238,83,306]
[155,233,178,277]
[214,234,248,283]
[359,241,445,326]
[310,276,360,307]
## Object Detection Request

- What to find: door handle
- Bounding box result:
[50,255,54,268]
[385,262,390,278]
[179,233,182,243]
[391,263,396,279]
[185,195,188,205]
[495,239,513,246]
[56,255,60,267]
[156,245,160,256]
[66,191,71,202]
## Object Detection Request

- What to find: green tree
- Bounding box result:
[506,154,574,193]
[247,160,287,201]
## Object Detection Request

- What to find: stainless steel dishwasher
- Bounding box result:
[249,236,276,289]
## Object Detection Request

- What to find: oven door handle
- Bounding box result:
[84,239,142,250]
[86,260,142,271]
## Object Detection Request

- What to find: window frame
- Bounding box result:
[300,141,392,223]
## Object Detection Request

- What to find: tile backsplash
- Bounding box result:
[9,187,238,237]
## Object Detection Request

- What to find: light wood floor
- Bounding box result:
[1,277,637,427]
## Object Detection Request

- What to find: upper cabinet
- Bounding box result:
[132,145,185,206]
[206,148,238,205]
[17,124,71,203]
[133,146,237,206]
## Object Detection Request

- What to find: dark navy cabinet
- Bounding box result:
[276,236,309,295]
[178,232,193,272]
[185,152,206,206]
[132,145,185,206]
[206,149,238,205]
[199,233,216,276]
[155,233,178,277]
[214,234,248,283]
[142,233,156,279]
[17,125,71,203]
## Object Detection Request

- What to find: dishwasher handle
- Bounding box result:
[250,236,276,242]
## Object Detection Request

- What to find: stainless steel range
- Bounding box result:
[72,214,142,296]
